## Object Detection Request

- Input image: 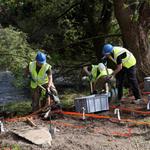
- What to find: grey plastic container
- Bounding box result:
[74,93,110,113]
[144,77,150,91]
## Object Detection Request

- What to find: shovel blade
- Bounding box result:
[53,95,59,103]
[110,88,118,104]
[56,103,62,111]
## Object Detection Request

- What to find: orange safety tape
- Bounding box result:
[141,92,150,94]
[5,113,45,122]
[131,98,148,101]
[31,119,130,137]
[109,105,150,115]
[139,82,144,86]
[5,110,150,126]
[51,111,150,126]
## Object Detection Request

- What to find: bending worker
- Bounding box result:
[83,64,99,94]
[26,52,58,112]
[83,63,114,94]
[93,63,115,94]
[102,44,142,104]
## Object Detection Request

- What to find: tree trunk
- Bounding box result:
[84,0,113,62]
[113,0,150,83]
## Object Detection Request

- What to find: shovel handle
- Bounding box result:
[30,103,55,115]
[35,82,46,91]
[90,81,93,94]
[30,77,46,91]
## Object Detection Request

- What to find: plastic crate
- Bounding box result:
[144,77,150,91]
[74,93,109,113]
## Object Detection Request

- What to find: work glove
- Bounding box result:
[107,73,114,80]
[46,87,51,94]
[93,90,97,94]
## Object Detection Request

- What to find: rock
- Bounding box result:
[11,127,52,147]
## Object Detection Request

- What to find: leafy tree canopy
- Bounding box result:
[0,25,47,87]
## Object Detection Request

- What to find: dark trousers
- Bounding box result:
[116,65,141,100]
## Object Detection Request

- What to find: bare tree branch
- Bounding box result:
[49,34,122,54]
[107,0,114,4]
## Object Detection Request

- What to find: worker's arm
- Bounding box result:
[105,83,109,93]
[25,65,31,79]
[112,54,124,75]
[47,75,53,88]
[25,65,29,75]
[83,66,90,75]
[113,63,122,75]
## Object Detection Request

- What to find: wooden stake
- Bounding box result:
[26,118,36,127]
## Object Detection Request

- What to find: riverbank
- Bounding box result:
[1,94,150,150]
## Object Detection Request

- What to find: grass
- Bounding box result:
[4,101,32,117]
[123,87,129,95]
[2,86,131,117]
[0,144,21,150]
[4,89,87,117]
[3,87,130,117]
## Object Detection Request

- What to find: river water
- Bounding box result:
[0,70,31,105]
[0,70,89,105]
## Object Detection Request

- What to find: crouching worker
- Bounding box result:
[83,64,99,94]
[93,63,115,94]
[26,52,59,113]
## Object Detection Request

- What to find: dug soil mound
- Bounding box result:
[1,94,150,150]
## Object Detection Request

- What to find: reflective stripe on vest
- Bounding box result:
[88,65,98,82]
[29,61,51,88]
[109,47,136,68]
[97,68,113,79]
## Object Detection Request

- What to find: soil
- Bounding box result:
[1,94,150,150]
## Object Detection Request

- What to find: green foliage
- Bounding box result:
[5,101,32,116]
[123,4,129,9]
[60,99,75,108]
[0,25,45,87]
[0,144,21,150]
[123,88,129,96]
[1,0,121,85]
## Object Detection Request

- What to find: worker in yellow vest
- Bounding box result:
[93,63,115,94]
[26,52,58,112]
[102,44,142,104]
[83,65,99,94]
[83,63,114,94]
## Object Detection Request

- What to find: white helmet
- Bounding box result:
[98,63,105,71]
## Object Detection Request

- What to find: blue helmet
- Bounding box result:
[36,52,46,63]
[102,44,114,56]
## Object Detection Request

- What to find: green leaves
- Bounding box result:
[0,25,45,87]
[123,4,129,9]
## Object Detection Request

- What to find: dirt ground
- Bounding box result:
[1,94,150,150]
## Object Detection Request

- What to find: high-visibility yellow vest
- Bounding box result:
[40,89,46,101]
[29,61,51,88]
[88,65,98,82]
[97,68,113,79]
[109,47,136,68]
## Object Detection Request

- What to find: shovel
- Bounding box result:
[90,81,93,94]
[101,58,118,104]
[105,67,118,104]
[29,77,62,110]
[30,103,55,115]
